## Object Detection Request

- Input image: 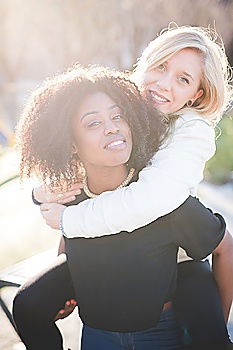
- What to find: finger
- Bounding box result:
[65,189,82,197]
[45,195,62,203]
[69,183,84,190]
[56,189,81,201]
[40,209,52,220]
[65,301,75,308]
[40,203,53,211]
[58,196,76,204]
[40,211,49,220]
[54,309,65,321]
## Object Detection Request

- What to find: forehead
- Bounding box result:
[77,92,116,116]
[166,48,203,77]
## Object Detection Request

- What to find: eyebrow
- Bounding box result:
[180,71,194,82]
[163,60,195,82]
[80,104,119,122]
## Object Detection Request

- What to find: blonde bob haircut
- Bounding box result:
[133,24,233,126]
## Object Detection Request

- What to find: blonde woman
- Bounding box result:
[38,25,232,236]
[34,25,233,348]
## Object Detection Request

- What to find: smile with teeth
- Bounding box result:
[105,140,126,150]
[150,91,169,103]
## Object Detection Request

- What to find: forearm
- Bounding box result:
[212,231,233,323]
[63,172,190,237]
[63,117,215,238]
[58,236,66,255]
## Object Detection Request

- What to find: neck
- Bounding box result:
[84,164,129,195]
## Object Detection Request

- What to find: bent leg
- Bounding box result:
[173,260,230,349]
[13,253,75,350]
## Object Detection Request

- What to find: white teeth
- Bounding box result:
[151,92,168,102]
[106,140,124,148]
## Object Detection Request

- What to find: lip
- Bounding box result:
[104,137,127,150]
[149,90,170,104]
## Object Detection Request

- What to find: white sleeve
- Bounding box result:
[62,115,216,238]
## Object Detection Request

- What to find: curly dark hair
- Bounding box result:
[16,65,166,190]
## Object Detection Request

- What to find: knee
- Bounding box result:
[13,287,36,324]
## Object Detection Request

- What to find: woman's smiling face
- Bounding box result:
[72,91,132,170]
[142,48,204,114]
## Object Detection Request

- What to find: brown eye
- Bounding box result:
[87,121,101,128]
[112,115,122,120]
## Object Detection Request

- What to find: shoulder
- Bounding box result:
[169,196,226,260]
[168,112,216,158]
[177,111,212,126]
[174,112,214,137]
[171,196,225,233]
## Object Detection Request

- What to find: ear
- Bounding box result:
[72,143,78,155]
[193,88,204,103]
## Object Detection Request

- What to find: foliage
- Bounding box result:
[205,113,233,183]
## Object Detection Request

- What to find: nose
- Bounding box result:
[104,119,120,135]
[156,73,171,92]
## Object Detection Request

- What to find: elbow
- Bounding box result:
[212,230,233,257]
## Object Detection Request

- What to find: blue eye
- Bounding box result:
[179,77,190,84]
[156,64,165,71]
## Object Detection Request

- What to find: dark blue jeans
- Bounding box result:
[81,308,183,350]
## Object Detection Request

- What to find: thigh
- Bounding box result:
[14,253,75,320]
[173,260,229,346]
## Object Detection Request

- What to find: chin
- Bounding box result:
[106,156,130,167]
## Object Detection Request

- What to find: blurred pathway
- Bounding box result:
[199,181,233,341]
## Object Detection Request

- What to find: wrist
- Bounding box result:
[60,209,68,237]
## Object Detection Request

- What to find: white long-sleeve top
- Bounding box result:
[62,112,216,238]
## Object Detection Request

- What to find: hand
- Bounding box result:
[40,203,66,230]
[33,183,83,204]
[54,299,77,321]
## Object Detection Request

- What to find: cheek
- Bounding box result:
[74,132,100,160]
[142,71,156,87]
[173,86,192,105]
[128,129,133,148]
[125,128,133,156]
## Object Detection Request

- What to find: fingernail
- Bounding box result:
[66,301,70,306]
[59,310,65,314]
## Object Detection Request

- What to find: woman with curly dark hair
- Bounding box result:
[13,65,227,350]
[16,65,163,192]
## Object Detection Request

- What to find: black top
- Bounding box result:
[65,191,225,332]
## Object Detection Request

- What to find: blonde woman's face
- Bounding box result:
[142,48,204,114]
